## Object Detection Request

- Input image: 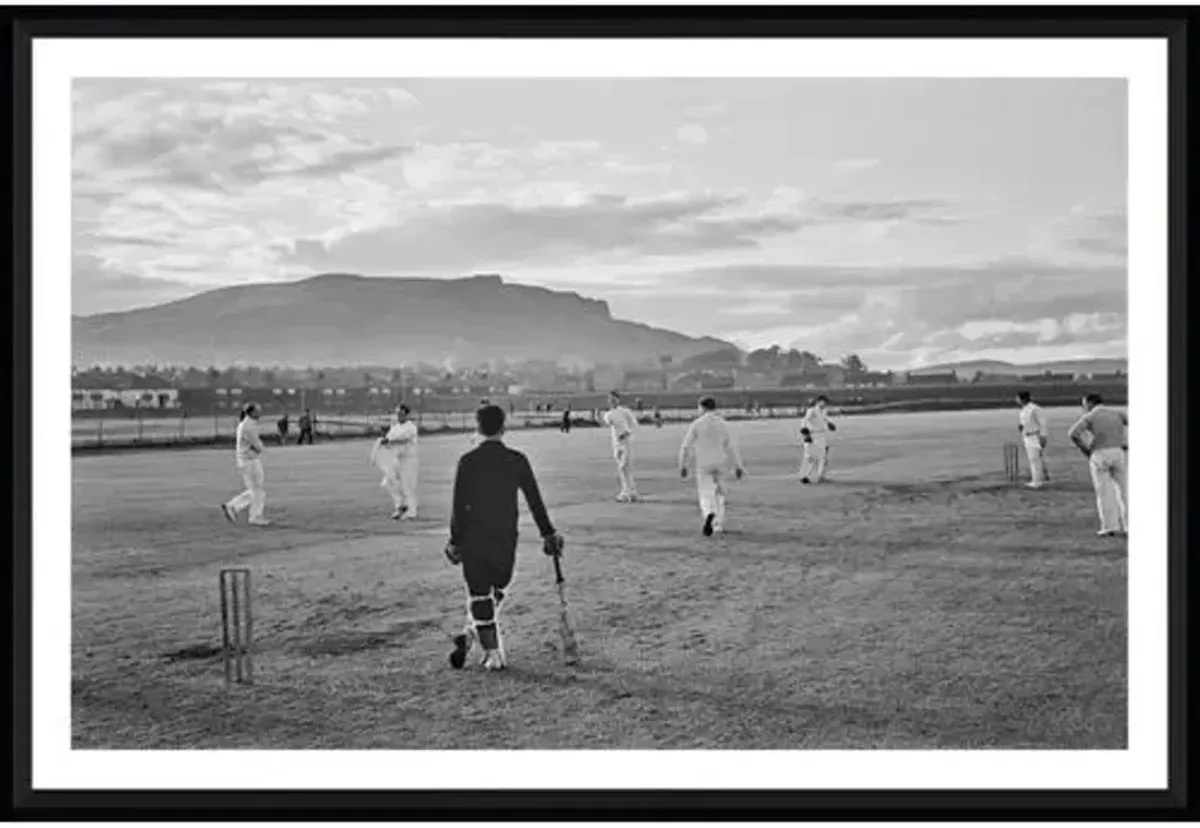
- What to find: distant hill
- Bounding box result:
[915,357,1127,379]
[71,273,735,368]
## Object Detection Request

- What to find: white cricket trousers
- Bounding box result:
[382,459,419,514]
[696,466,728,530]
[1023,435,1048,486]
[800,440,828,481]
[614,443,638,498]
[227,459,266,522]
[1089,447,1128,534]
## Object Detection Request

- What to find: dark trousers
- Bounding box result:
[461,536,518,649]
[298,427,314,445]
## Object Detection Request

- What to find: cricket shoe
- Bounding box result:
[449,628,475,669]
[482,648,508,671]
[249,518,272,527]
[220,504,236,523]
[702,513,716,537]
[400,511,418,521]
[391,506,405,520]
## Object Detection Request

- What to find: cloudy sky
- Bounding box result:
[73,78,1127,369]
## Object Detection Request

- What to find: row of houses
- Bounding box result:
[72,388,182,411]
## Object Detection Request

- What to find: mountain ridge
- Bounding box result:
[72,273,734,368]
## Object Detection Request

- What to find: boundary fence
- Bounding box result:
[70,381,1127,454]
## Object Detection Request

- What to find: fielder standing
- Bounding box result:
[1016,390,1050,488]
[679,396,746,536]
[798,395,837,484]
[221,402,270,526]
[372,404,420,520]
[603,391,640,502]
[444,405,564,671]
[1067,393,1129,537]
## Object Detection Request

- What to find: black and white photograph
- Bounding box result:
[17,25,1182,807]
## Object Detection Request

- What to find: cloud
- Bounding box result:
[834,158,880,172]
[71,253,201,316]
[810,196,969,226]
[1027,206,1127,266]
[283,192,806,273]
[682,102,728,120]
[603,256,1126,367]
[676,124,709,146]
[73,79,421,194]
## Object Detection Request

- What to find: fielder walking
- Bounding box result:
[372,404,420,520]
[444,405,564,671]
[1016,391,1050,488]
[222,402,270,526]
[603,391,640,502]
[798,395,837,484]
[679,396,746,536]
[1067,393,1129,537]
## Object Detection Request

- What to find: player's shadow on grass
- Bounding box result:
[294,618,443,657]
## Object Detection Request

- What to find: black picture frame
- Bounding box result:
[5,5,1192,820]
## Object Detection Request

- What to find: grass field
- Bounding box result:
[72,406,1127,750]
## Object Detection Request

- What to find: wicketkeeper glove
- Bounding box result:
[444,541,463,566]
[542,533,565,557]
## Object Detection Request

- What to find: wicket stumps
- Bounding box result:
[219,567,254,685]
[1003,443,1021,484]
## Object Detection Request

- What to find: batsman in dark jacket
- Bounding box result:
[445,404,564,671]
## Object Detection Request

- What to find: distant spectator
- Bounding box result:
[276,412,290,445]
[298,409,315,445]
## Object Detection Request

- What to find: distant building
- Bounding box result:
[623,369,666,392]
[903,371,959,386]
[845,370,892,388]
[780,365,846,389]
[72,387,181,411]
[671,372,705,391]
[1020,372,1075,383]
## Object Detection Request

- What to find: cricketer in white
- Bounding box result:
[222,402,270,526]
[679,396,746,537]
[798,395,837,484]
[1067,393,1129,537]
[372,403,420,520]
[603,391,640,502]
[1016,391,1051,489]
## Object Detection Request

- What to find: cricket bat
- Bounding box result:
[551,552,581,666]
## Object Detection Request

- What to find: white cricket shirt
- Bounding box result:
[679,412,743,472]
[235,417,264,463]
[1019,403,1048,438]
[384,420,420,460]
[800,406,833,443]
[604,406,637,447]
[1068,406,1127,452]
